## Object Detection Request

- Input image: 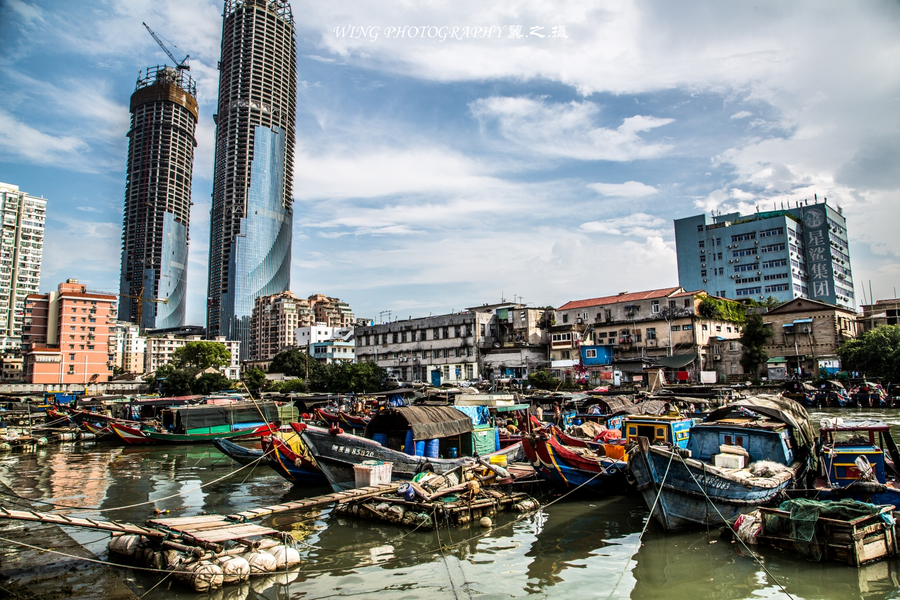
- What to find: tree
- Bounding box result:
[243,367,268,391]
[528,370,560,390]
[269,349,320,379]
[739,312,773,378]
[268,379,307,394]
[156,365,194,396]
[192,372,233,395]
[318,362,386,393]
[171,341,231,370]
[838,325,900,382]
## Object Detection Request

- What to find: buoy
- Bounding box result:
[108,534,145,558]
[175,560,224,593]
[262,544,301,568]
[216,555,250,583]
[243,551,277,574]
[479,516,492,528]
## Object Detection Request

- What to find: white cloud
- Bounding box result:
[0,109,89,168]
[470,96,674,161]
[587,181,659,198]
[731,111,752,119]
[579,213,668,237]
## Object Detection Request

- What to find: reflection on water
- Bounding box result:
[2,412,900,599]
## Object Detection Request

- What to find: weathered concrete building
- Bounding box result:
[145,333,240,380]
[761,298,859,378]
[554,287,743,384]
[859,298,900,331]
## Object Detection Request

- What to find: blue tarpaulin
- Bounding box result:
[453,405,491,426]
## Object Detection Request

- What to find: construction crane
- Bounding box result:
[142,22,190,70]
[119,286,169,329]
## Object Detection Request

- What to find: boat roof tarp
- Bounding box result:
[594,396,635,414]
[656,353,697,369]
[169,402,278,429]
[705,394,814,448]
[365,405,474,441]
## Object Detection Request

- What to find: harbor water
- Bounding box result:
[1,408,900,599]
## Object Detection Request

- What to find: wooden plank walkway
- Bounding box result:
[0,506,164,538]
[228,482,400,521]
[147,515,278,543]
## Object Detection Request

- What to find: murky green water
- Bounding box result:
[2,408,900,599]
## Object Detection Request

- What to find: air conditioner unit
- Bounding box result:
[758,271,762,275]
[754,240,759,244]
[703,278,708,283]
[713,354,721,360]
[701,263,706,267]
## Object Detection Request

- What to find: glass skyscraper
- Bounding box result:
[119,66,198,330]
[207,0,297,358]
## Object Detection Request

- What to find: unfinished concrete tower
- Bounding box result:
[120,66,198,329]
[207,0,297,358]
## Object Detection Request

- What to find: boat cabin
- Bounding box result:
[158,402,278,435]
[364,405,492,459]
[623,414,693,449]
[688,417,795,465]
[819,420,900,487]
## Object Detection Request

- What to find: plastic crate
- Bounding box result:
[353,461,393,488]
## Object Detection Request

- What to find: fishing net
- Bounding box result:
[762,498,891,560]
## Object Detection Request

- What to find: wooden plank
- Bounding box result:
[186,524,278,543]
[148,515,229,527]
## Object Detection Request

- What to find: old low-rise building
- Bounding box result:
[761,297,859,379]
[311,339,355,364]
[859,298,900,331]
[468,303,550,379]
[1,355,23,382]
[145,334,241,380]
[554,287,743,384]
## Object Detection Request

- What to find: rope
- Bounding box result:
[0,449,274,514]
[607,448,675,600]
[673,450,796,600]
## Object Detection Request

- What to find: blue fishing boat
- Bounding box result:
[782,380,817,407]
[813,418,900,505]
[627,395,814,531]
[522,413,694,495]
[815,380,851,407]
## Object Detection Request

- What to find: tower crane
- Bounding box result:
[119,286,169,330]
[142,22,190,70]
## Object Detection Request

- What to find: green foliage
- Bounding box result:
[156,365,194,396]
[243,367,267,391]
[316,362,386,393]
[527,370,560,390]
[698,297,746,323]
[838,325,900,381]
[739,312,774,377]
[269,349,321,379]
[171,341,231,370]
[192,372,233,395]
[268,379,308,394]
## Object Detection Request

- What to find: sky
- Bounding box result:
[1,0,899,326]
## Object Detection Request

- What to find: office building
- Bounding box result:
[674,201,855,309]
[207,0,298,359]
[119,66,198,329]
[0,182,46,351]
[22,279,117,384]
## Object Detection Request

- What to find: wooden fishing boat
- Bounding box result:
[782,381,817,407]
[297,405,525,492]
[849,383,888,408]
[81,422,116,441]
[812,418,900,505]
[815,380,851,407]
[627,395,815,531]
[110,422,278,445]
[339,411,370,429]
[261,432,328,486]
[212,438,265,466]
[523,414,693,494]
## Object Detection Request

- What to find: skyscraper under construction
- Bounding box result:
[207,0,297,357]
[119,66,198,329]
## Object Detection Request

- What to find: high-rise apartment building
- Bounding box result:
[674,201,855,309]
[119,66,199,330]
[207,0,297,359]
[22,279,117,384]
[248,291,301,361]
[0,182,46,351]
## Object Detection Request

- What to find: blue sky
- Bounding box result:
[1,0,899,325]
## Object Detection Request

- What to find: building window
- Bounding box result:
[562,314,569,323]
[455,326,461,337]
[400,332,407,343]
[684,299,691,308]
[69,354,75,360]
[646,328,657,340]
[454,348,461,357]
[651,301,660,313]
[672,325,681,331]
[392,333,398,343]
[561,351,570,359]
[443,327,449,339]
[585,349,597,358]
[700,269,707,277]
[683,325,693,331]
[443,349,450,358]
[433,350,440,359]
[698,240,705,248]
[697,224,704,232]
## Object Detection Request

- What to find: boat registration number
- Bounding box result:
[695,475,731,491]
[332,444,377,458]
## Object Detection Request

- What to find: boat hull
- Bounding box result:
[213,438,264,466]
[263,436,328,486]
[628,437,799,531]
[110,422,276,445]
[299,424,525,492]
[521,431,628,494]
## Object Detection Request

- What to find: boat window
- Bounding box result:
[723,435,744,447]
[655,426,666,441]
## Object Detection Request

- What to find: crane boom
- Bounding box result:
[142,22,190,70]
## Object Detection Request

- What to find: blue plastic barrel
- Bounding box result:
[424,439,440,458]
[494,427,501,453]
[415,440,426,456]
[448,447,458,459]
[404,430,416,455]
[373,433,388,446]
